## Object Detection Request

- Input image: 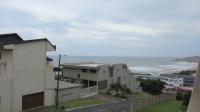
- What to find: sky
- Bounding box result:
[0,0,200,57]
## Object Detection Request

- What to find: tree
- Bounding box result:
[140,79,165,95]
[110,82,123,95]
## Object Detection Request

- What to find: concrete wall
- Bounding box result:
[187,62,200,112]
[112,64,138,92]
[11,41,47,112]
[0,40,55,112]
[57,87,81,103]
[0,78,12,112]
[0,49,13,112]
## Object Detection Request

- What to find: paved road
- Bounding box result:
[69,100,131,112]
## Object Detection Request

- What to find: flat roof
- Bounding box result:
[0,33,56,49]
[77,63,106,67]
[62,62,110,69]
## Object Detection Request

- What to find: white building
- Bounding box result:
[0,33,56,112]
[62,62,139,92]
[160,74,184,89]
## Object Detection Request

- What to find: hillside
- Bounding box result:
[174,56,200,63]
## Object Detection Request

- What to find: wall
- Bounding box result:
[0,78,12,112]
[112,64,137,92]
[187,62,200,112]
[11,41,54,112]
[0,49,13,112]
[57,87,81,103]
[63,68,98,81]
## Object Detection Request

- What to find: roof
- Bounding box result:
[0,33,56,49]
[62,62,110,69]
[0,33,23,45]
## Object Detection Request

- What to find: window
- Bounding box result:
[90,69,97,73]
[77,74,80,78]
[117,77,121,83]
[109,68,113,77]
[98,80,108,90]
[82,69,88,72]
[0,53,1,60]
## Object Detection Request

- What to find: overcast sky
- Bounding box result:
[0,0,200,57]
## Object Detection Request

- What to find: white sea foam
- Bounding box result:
[129,62,198,76]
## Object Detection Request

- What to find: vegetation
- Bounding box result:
[109,82,133,98]
[136,100,182,112]
[173,70,196,75]
[176,92,191,111]
[37,98,108,112]
[139,79,165,95]
[110,82,123,95]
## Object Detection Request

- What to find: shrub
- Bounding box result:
[176,92,184,100]
[140,79,165,95]
[110,82,123,95]
[182,92,191,106]
[119,92,127,99]
[60,106,65,110]
[105,90,111,95]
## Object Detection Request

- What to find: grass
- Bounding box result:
[61,98,109,109]
[35,98,109,112]
[136,100,182,112]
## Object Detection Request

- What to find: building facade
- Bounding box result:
[160,74,195,87]
[62,62,139,92]
[0,33,56,112]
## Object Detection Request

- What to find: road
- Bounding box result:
[69,100,131,112]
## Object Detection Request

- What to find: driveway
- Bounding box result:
[68,99,131,112]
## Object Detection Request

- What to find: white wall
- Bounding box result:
[57,87,81,103]
[0,40,55,112]
[0,78,12,112]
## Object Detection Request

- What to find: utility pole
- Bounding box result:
[56,54,61,109]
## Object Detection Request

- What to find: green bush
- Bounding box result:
[182,92,191,106]
[105,90,111,95]
[119,92,127,99]
[176,92,184,100]
[140,79,165,95]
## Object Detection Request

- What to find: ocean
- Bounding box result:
[50,56,198,76]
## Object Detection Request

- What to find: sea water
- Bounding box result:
[51,56,197,76]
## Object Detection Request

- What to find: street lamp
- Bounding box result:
[55,54,67,109]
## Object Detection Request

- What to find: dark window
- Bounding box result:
[117,77,121,83]
[77,74,80,78]
[82,69,88,72]
[109,68,113,77]
[117,68,119,72]
[98,80,108,90]
[90,69,97,73]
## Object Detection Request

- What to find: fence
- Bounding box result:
[80,86,98,98]
[129,94,176,112]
